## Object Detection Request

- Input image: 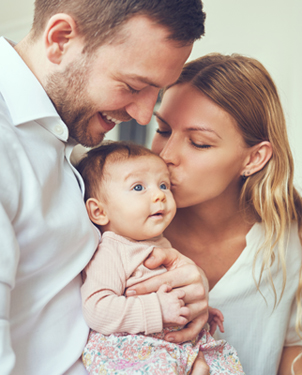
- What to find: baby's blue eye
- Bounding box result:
[160,183,167,190]
[133,184,144,191]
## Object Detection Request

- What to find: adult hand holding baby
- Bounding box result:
[126,246,209,344]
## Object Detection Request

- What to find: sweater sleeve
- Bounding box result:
[81,238,163,335]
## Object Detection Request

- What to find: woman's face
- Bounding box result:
[151,83,251,208]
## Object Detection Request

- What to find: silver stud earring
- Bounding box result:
[242,171,250,181]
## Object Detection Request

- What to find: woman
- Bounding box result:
[150,54,302,375]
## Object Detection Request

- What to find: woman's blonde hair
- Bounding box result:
[170,53,302,335]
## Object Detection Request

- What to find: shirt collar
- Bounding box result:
[0,37,69,142]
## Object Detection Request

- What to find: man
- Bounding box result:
[0,1,207,374]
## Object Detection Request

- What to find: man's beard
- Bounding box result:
[45,57,104,147]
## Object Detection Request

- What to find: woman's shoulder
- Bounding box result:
[247,221,301,250]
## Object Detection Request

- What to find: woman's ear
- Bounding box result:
[86,198,109,226]
[44,14,79,64]
[242,141,273,177]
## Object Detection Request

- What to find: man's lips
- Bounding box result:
[97,112,116,132]
[98,112,133,132]
[101,112,122,125]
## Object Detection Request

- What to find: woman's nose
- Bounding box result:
[159,139,178,166]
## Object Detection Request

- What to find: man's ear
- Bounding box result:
[86,198,109,226]
[44,14,79,64]
[242,141,273,177]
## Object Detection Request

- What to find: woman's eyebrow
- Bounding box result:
[187,126,222,139]
[154,112,221,139]
[153,112,169,126]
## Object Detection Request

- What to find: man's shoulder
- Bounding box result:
[0,96,20,150]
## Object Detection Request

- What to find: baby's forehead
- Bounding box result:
[103,153,168,178]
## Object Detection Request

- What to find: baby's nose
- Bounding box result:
[153,188,166,202]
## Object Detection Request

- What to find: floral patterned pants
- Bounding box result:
[82,327,245,374]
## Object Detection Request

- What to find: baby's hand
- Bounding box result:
[208,306,224,335]
[157,284,190,326]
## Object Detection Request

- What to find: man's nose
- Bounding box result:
[125,87,160,125]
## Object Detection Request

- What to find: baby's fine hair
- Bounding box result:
[77,141,158,202]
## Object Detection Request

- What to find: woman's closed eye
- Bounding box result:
[154,112,171,137]
[156,128,171,137]
[190,140,212,149]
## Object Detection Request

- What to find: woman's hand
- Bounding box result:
[125,246,209,343]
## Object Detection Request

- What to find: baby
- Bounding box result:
[77,141,244,375]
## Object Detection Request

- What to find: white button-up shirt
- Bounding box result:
[0,37,99,375]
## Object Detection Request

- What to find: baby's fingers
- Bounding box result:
[157,284,172,294]
[213,316,224,333]
[171,288,186,300]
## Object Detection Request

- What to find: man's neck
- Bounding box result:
[15,34,48,88]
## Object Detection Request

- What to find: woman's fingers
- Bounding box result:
[164,314,208,344]
[126,261,207,302]
[124,246,210,343]
[144,246,194,270]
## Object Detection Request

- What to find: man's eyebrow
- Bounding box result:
[127,75,161,88]
[154,112,221,139]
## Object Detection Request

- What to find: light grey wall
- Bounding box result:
[1,0,301,187]
[0,0,33,42]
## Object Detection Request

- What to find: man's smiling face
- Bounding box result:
[45,16,192,147]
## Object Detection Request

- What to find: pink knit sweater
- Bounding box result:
[81,231,171,335]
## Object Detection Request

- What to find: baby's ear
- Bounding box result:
[86,198,109,226]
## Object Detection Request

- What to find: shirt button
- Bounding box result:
[54,125,64,135]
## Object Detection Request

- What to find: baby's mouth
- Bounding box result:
[150,210,164,218]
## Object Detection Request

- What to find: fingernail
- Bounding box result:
[166,336,174,342]
[127,290,136,296]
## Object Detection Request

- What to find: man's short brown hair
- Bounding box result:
[31,0,205,51]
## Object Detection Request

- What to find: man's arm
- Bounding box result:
[125,246,209,343]
[0,134,22,374]
[0,277,16,374]
[278,346,302,375]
